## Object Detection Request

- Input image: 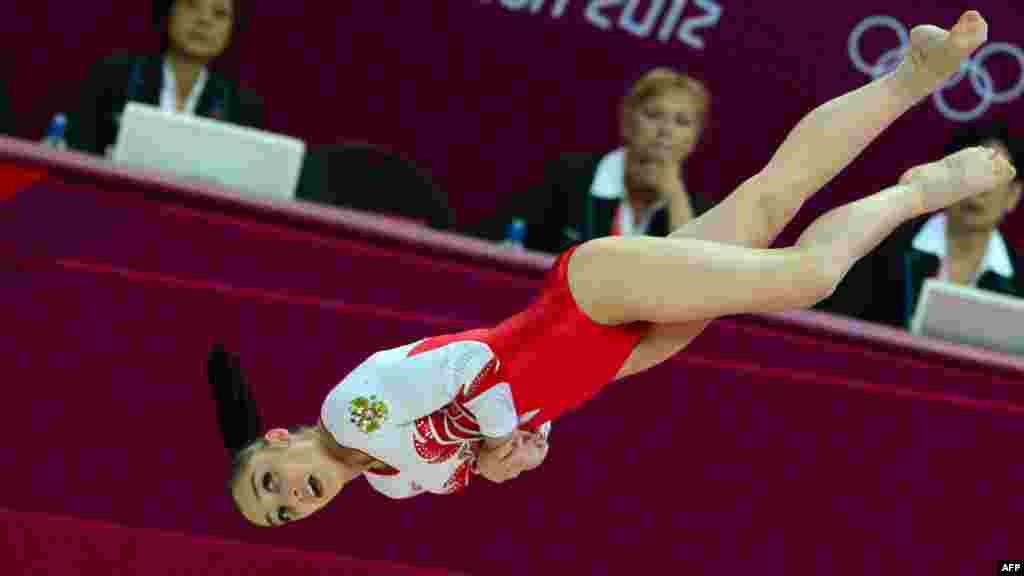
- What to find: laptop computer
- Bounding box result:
[909,278,1024,356]
[112,102,306,201]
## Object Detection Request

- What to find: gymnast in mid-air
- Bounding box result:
[206,11,1014,527]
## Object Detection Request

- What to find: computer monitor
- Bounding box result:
[112,102,306,201]
[910,278,1024,356]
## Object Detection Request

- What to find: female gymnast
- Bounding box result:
[208,11,1014,527]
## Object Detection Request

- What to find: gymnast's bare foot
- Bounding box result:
[900,146,1016,215]
[893,10,988,102]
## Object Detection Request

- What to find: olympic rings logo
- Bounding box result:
[848,15,1024,122]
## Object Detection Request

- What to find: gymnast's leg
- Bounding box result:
[604,11,990,378]
[675,11,987,251]
[573,148,1013,335]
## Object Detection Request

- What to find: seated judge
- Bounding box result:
[465,68,714,253]
[68,0,263,156]
[854,120,1023,328]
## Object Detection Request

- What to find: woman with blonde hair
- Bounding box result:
[467,66,714,252]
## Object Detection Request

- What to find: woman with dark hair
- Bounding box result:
[67,0,263,156]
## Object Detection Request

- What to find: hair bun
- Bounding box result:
[207,343,263,456]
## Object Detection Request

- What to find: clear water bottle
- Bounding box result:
[41,113,68,150]
[501,218,528,250]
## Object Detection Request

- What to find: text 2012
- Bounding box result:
[483,0,724,50]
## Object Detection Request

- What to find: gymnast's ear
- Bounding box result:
[264,428,290,444]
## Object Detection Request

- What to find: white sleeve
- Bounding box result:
[373,340,497,423]
[364,474,424,500]
[326,340,498,434]
[462,382,519,439]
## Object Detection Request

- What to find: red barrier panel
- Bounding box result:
[0,508,465,575]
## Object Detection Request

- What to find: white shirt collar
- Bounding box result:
[911,212,1014,279]
[591,147,628,201]
[160,59,209,115]
[590,147,669,235]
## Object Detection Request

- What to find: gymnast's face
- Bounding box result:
[232,428,348,527]
[623,89,702,193]
[168,0,235,62]
[947,140,1021,234]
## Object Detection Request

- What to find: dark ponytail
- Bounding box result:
[207,343,263,459]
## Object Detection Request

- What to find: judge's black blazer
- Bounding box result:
[68,54,264,155]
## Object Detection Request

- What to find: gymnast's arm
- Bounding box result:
[336,340,548,478]
[477,423,551,482]
[480,419,552,452]
[344,340,499,424]
[484,421,551,463]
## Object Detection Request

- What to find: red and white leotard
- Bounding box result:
[321,246,646,498]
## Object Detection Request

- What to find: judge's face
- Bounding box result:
[167,0,235,62]
[622,89,702,193]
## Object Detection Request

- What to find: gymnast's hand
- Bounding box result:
[502,429,548,476]
[476,430,548,483]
